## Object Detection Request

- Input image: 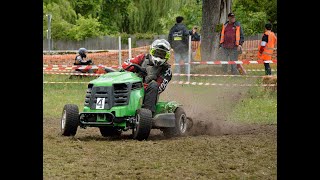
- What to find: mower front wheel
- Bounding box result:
[61,104,79,136]
[132,108,153,141]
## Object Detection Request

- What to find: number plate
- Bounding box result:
[173,37,182,41]
[96,98,105,109]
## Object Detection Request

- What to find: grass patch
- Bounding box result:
[43,75,93,118]
[229,85,277,124]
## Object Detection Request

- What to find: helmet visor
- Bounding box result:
[151,48,167,59]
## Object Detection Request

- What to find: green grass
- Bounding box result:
[229,86,277,124]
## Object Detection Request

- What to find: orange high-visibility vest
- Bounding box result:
[220,23,241,45]
[258,30,277,60]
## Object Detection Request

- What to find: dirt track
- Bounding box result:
[43,82,276,179]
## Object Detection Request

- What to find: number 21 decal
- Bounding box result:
[96,98,105,109]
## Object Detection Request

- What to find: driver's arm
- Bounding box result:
[121,54,145,71]
[76,55,87,64]
[157,67,173,94]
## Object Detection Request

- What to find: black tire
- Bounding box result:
[132,108,153,141]
[162,107,188,138]
[99,126,122,137]
[61,104,79,136]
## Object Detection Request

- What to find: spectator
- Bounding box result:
[168,16,190,77]
[190,26,201,41]
[219,12,245,75]
[189,26,201,61]
[258,23,277,75]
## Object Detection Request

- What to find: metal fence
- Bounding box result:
[43,35,168,51]
[242,33,277,50]
[43,33,276,51]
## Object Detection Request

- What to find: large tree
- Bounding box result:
[201,0,231,61]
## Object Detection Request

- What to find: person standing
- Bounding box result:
[189,26,201,61]
[219,13,245,75]
[257,23,277,75]
[168,16,190,76]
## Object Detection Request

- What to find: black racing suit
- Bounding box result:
[122,53,173,114]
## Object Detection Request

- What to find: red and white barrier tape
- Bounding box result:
[247,69,277,71]
[43,82,88,84]
[43,81,276,87]
[44,72,102,76]
[43,68,277,73]
[170,81,276,87]
[43,64,118,68]
[173,60,277,66]
[43,71,277,78]
[172,73,276,78]
[43,60,276,70]
[43,69,74,72]
[43,65,121,70]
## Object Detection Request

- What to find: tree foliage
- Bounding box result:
[232,0,277,34]
[43,0,276,41]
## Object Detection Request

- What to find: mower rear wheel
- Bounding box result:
[132,108,153,141]
[162,107,188,138]
[61,104,79,136]
[99,127,122,137]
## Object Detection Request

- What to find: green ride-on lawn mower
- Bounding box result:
[60,64,193,140]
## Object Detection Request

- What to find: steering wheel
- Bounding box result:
[124,64,147,76]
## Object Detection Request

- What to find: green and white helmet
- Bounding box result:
[149,39,171,66]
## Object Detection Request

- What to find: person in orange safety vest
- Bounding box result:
[257,23,277,75]
[219,12,245,75]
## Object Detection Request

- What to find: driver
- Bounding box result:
[74,48,93,65]
[122,39,173,116]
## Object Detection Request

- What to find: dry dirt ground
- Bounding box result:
[43,83,276,179]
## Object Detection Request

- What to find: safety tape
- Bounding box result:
[43,69,74,72]
[246,69,277,71]
[43,81,276,87]
[43,65,121,70]
[173,60,277,66]
[44,72,102,76]
[170,81,277,87]
[43,71,276,78]
[43,60,276,70]
[172,74,276,78]
[43,68,277,72]
[241,48,277,51]
[43,82,88,84]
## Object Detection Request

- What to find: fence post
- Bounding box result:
[187,35,192,82]
[47,14,52,52]
[118,36,121,67]
[128,37,132,59]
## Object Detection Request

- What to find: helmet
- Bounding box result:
[78,48,88,57]
[149,39,171,66]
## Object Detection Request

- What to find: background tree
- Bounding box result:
[232,0,275,34]
[201,0,231,61]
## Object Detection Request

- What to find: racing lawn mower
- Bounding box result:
[60,64,193,140]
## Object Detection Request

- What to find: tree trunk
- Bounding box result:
[201,0,232,61]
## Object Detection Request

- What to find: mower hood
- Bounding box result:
[89,72,142,86]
